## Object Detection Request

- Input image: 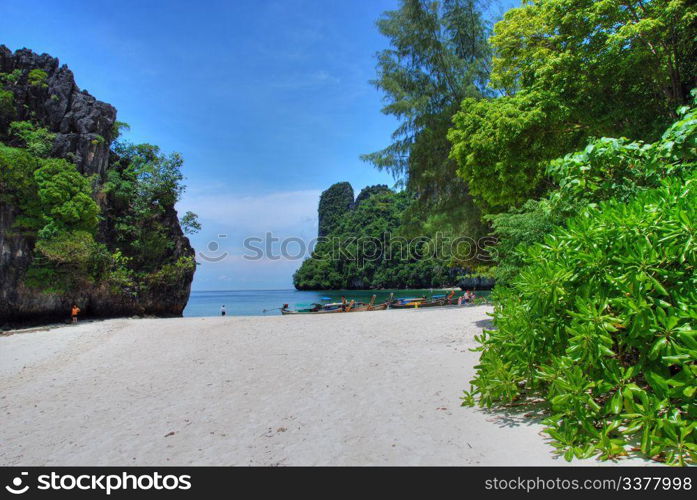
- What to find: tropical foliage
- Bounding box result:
[462,104,697,464]
[488,98,697,285]
[104,142,189,273]
[361,0,697,464]
[0,63,199,296]
[449,0,696,213]
[465,175,696,465]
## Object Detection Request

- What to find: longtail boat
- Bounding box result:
[388,291,457,309]
[280,294,394,315]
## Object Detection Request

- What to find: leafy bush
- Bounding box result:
[19,158,105,292]
[487,101,697,286]
[547,100,697,209]
[144,256,196,289]
[180,210,201,235]
[27,69,48,88]
[463,176,696,465]
[0,89,15,127]
[26,230,108,293]
[9,121,55,158]
[486,199,577,285]
[104,141,187,271]
[33,158,100,236]
[0,69,22,85]
[0,142,39,210]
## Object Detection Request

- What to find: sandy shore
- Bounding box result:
[0,307,650,466]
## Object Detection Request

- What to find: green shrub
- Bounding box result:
[0,89,15,125]
[547,101,697,209]
[34,158,100,236]
[464,176,697,465]
[90,134,105,145]
[1,69,23,85]
[26,230,108,293]
[180,210,201,235]
[27,69,48,88]
[488,102,697,286]
[9,121,55,158]
[0,142,39,210]
[17,157,104,293]
[144,256,196,289]
[111,121,130,141]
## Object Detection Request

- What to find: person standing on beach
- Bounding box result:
[71,304,80,323]
[220,305,226,316]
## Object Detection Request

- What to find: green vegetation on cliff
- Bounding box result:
[293,185,487,290]
[0,136,196,295]
[0,62,198,302]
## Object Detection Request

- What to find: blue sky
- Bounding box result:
[1,0,517,290]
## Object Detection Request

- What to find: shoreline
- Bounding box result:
[0,306,652,466]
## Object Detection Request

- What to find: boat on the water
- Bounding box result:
[281,294,392,315]
[389,291,457,309]
[281,305,343,315]
[279,291,477,315]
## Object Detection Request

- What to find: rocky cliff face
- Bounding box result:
[0,46,194,325]
[0,46,115,175]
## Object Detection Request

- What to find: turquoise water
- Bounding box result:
[184,289,490,317]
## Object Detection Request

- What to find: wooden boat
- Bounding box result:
[281,299,357,315]
[281,306,344,315]
[388,291,457,309]
[348,295,374,312]
[281,294,394,315]
[387,295,426,309]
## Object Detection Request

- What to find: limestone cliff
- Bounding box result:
[0,46,195,325]
[317,181,354,238]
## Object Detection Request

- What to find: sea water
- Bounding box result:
[183,289,491,317]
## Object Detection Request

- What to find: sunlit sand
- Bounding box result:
[0,307,650,466]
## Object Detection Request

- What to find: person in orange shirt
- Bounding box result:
[71,304,80,323]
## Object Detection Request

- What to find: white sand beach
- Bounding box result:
[0,306,649,466]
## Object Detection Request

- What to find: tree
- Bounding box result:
[180,211,201,235]
[8,121,55,158]
[34,158,99,237]
[104,141,187,271]
[449,0,697,213]
[492,0,696,127]
[363,0,492,231]
[449,89,575,211]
